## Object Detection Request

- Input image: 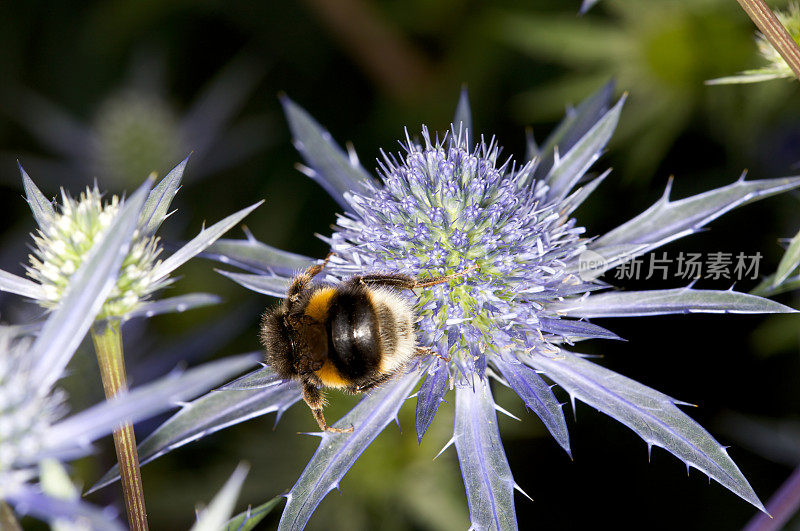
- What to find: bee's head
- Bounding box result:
[259,307,298,379]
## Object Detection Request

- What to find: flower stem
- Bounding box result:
[736,0,800,81]
[0,502,22,531]
[91,320,149,531]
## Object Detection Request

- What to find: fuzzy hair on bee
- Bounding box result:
[260,254,472,433]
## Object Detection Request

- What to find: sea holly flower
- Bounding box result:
[0,159,261,528]
[1,158,262,322]
[0,181,259,529]
[708,2,800,84]
[98,85,800,529]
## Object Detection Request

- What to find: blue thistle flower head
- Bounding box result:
[193,84,800,529]
[327,127,592,383]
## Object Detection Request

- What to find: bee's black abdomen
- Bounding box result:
[327,288,381,382]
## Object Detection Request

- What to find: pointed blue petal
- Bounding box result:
[7,485,125,531]
[454,379,518,531]
[530,350,765,511]
[587,175,800,274]
[493,356,571,456]
[19,164,55,229]
[415,359,450,443]
[140,157,187,237]
[549,288,797,317]
[202,236,314,276]
[532,80,615,175]
[278,368,422,531]
[87,368,301,494]
[280,95,374,211]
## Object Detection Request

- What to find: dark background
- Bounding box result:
[1,0,799,529]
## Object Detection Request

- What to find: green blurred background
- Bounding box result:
[2,0,800,528]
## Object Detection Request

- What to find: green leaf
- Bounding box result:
[223,496,283,531]
[774,228,800,287]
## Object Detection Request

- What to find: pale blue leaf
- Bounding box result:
[415,359,449,443]
[217,269,290,298]
[280,95,374,210]
[6,484,124,531]
[774,228,800,287]
[454,378,518,531]
[221,366,279,390]
[202,234,314,276]
[152,201,263,280]
[140,157,187,237]
[122,293,222,321]
[30,177,152,392]
[278,368,423,531]
[580,0,599,14]
[538,316,621,340]
[0,269,46,300]
[46,354,259,455]
[88,368,301,494]
[549,288,797,317]
[530,350,765,511]
[493,356,570,455]
[224,496,282,531]
[560,169,609,217]
[191,464,249,531]
[544,96,624,202]
[588,175,800,273]
[19,163,55,229]
[452,86,473,149]
[532,80,615,179]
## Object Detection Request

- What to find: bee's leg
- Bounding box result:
[414,264,480,288]
[355,265,479,292]
[415,346,451,362]
[288,253,335,300]
[301,380,353,434]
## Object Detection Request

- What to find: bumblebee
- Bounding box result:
[260,254,470,433]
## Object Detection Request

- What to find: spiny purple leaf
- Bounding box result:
[278,368,422,531]
[538,316,622,340]
[531,80,615,175]
[121,293,222,321]
[493,356,570,456]
[0,269,46,300]
[20,163,55,229]
[46,354,259,456]
[587,175,800,273]
[415,359,450,443]
[454,379,518,531]
[202,235,314,276]
[543,95,624,202]
[530,350,765,511]
[217,269,290,298]
[549,288,797,318]
[280,95,374,211]
[7,484,124,531]
[88,368,301,494]
[139,157,187,237]
[152,201,263,280]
